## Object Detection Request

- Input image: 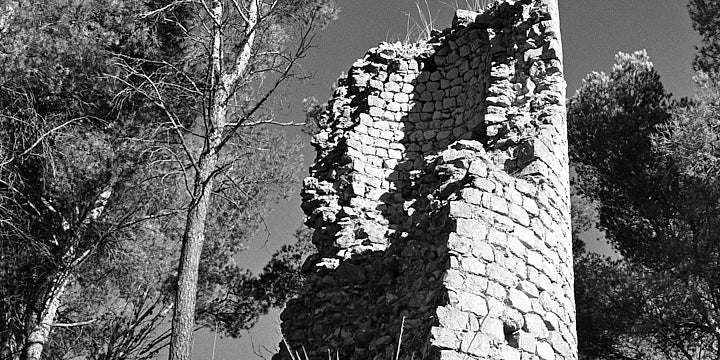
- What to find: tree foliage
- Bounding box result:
[688,0,720,73]
[0,1,329,359]
[570,51,720,358]
[569,50,674,266]
[103,1,337,358]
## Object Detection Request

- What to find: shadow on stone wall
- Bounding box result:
[279,1,573,359]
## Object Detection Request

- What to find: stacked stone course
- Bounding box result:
[281,0,574,359]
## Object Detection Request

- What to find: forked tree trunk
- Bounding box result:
[167,1,258,359]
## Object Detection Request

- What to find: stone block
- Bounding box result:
[379,130,394,140]
[461,256,485,275]
[452,9,479,27]
[424,129,437,140]
[368,79,384,89]
[449,201,474,219]
[490,196,509,214]
[537,273,552,291]
[486,281,506,299]
[474,178,495,192]
[369,106,384,117]
[508,236,527,257]
[518,281,540,299]
[472,242,495,262]
[480,317,504,341]
[509,203,530,226]
[438,350,466,360]
[380,91,394,100]
[383,159,397,169]
[466,273,488,292]
[388,149,402,160]
[499,345,522,360]
[455,218,487,240]
[386,102,401,112]
[394,92,410,103]
[514,224,537,248]
[508,289,532,313]
[385,81,401,92]
[448,233,472,254]
[517,331,537,353]
[389,72,403,82]
[431,326,461,349]
[468,160,488,178]
[487,263,515,287]
[437,306,471,330]
[461,188,484,205]
[543,312,560,331]
[523,197,540,215]
[457,291,488,316]
[506,187,523,204]
[536,341,555,360]
[443,97,457,109]
[548,331,571,355]
[487,228,506,244]
[484,112,506,124]
[444,269,465,289]
[368,95,386,108]
[516,180,535,195]
[524,313,548,338]
[359,113,373,126]
[460,332,490,357]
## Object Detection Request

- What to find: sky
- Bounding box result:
[187,1,701,358]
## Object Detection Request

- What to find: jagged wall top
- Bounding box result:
[303,0,567,261]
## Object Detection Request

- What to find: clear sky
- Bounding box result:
[189,1,701,358]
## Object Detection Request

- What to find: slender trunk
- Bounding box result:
[20,187,110,360]
[168,143,220,360]
[21,269,72,360]
[168,0,257,357]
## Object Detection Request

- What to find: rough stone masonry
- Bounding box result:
[278,0,574,358]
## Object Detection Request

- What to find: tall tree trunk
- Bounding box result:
[168,1,257,358]
[21,269,71,360]
[168,142,220,360]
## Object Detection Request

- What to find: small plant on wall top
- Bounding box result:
[400,0,498,44]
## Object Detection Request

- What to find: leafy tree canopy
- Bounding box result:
[0,1,328,358]
[570,50,720,358]
[688,0,720,73]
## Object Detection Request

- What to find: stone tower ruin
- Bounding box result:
[279,0,575,358]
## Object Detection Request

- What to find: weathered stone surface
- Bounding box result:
[279,1,574,359]
[432,326,461,349]
[460,332,491,357]
[536,342,555,360]
[437,306,472,330]
[525,313,549,338]
[508,289,533,313]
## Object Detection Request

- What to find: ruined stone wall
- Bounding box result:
[280,0,574,359]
